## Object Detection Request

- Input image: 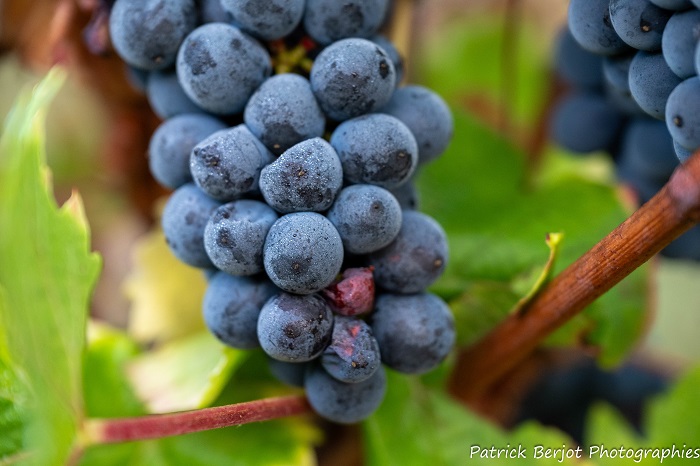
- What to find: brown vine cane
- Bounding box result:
[452,148,700,404]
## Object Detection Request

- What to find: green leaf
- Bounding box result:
[0,359,25,462]
[0,69,102,465]
[79,421,317,466]
[0,290,26,462]
[645,366,700,450]
[511,232,563,314]
[127,332,248,413]
[363,371,580,465]
[585,404,643,466]
[83,322,146,419]
[449,281,520,347]
[585,366,700,465]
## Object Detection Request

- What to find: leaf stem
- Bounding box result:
[452,149,700,402]
[83,395,311,445]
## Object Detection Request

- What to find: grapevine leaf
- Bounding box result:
[585,366,700,465]
[0,290,26,462]
[127,332,247,413]
[511,232,563,315]
[449,281,520,347]
[124,226,208,345]
[0,69,102,464]
[363,371,580,465]
[83,322,146,418]
[645,366,700,449]
[79,423,317,466]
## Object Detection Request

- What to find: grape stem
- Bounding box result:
[82,395,311,444]
[452,149,700,404]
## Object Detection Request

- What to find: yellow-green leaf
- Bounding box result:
[0,69,102,465]
[127,332,247,413]
[512,232,564,314]
[124,227,207,345]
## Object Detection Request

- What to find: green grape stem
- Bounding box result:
[452,148,700,404]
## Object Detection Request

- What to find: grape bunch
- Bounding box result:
[550,0,700,260]
[108,0,456,423]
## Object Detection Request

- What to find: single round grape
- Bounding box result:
[268,358,309,387]
[263,213,344,294]
[259,138,343,213]
[221,0,305,40]
[244,74,326,155]
[190,125,275,201]
[379,85,454,164]
[109,0,197,70]
[615,117,679,186]
[148,114,226,189]
[257,293,334,362]
[603,54,636,92]
[368,210,448,294]
[305,364,387,424]
[162,183,221,268]
[321,316,381,383]
[554,27,604,89]
[370,293,455,374]
[549,91,625,154]
[662,10,700,79]
[310,38,396,121]
[567,0,630,55]
[326,184,402,254]
[609,0,673,52]
[203,272,278,349]
[203,200,279,275]
[389,179,419,210]
[674,139,693,162]
[176,23,271,115]
[602,54,646,116]
[146,70,204,119]
[303,0,390,45]
[666,77,700,151]
[330,113,418,189]
[628,51,682,119]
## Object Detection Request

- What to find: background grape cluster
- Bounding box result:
[551,0,700,260]
[108,0,455,424]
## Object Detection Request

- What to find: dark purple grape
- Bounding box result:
[257,293,334,362]
[368,210,448,294]
[370,293,455,374]
[305,364,387,424]
[203,272,278,349]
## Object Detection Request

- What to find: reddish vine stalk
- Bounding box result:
[452,149,700,402]
[83,395,311,444]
